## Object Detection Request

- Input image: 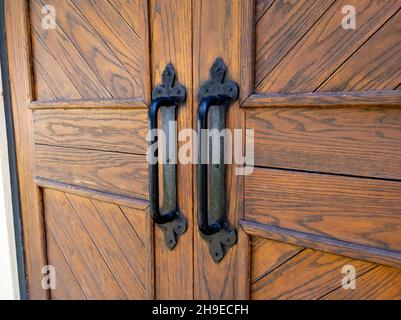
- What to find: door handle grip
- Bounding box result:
[197,58,239,262]
[148,64,186,250]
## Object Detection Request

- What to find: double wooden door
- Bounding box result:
[5,0,401,299]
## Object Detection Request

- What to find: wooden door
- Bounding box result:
[4,0,193,299]
[197,0,401,300]
[5,0,401,300]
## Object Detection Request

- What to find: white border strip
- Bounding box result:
[0,62,20,300]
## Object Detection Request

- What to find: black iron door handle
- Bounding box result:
[197,58,239,262]
[148,64,186,250]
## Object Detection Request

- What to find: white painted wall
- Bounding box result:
[0,63,20,300]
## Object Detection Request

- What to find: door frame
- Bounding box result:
[0,0,28,300]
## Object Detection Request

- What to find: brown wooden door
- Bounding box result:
[5,0,193,300]
[190,0,401,299]
[5,0,401,300]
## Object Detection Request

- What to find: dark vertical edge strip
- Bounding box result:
[0,0,28,300]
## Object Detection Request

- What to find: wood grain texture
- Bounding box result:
[30,0,111,99]
[251,237,302,283]
[44,189,126,299]
[36,145,148,200]
[193,0,250,299]
[44,188,151,299]
[319,10,401,91]
[66,193,146,298]
[255,0,274,21]
[242,90,401,107]
[46,231,87,300]
[251,245,375,300]
[35,177,148,210]
[242,220,401,270]
[5,0,48,299]
[247,106,401,179]
[29,97,147,110]
[245,168,401,253]
[30,0,149,100]
[255,0,335,88]
[322,265,401,299]
[150,0,193,299]
[33,108,148,154]
[256,0,401,93]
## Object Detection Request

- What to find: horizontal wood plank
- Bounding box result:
[33,108,147,154]
[36,145,148,200]
[245,168,401,254]
[242,220,401,270]
[242,90,401,107]
[29,97,147,109]
[247,106,401,180]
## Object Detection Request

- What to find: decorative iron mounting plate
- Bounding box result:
[199,58,238,101]
[197,58,238,262]
[150,63,187,250]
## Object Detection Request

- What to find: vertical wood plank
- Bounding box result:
[193,0,252,299]
[150,0,193,299]
[5,0,48,299]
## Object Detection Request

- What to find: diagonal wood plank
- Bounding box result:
[90,199,146,281]
[46,230,87,300]
[255,0,275,22]
[255,0,335,87]
[256,0,401,93]
[31,28,81,100]
[319,10,401,91]
[321,265,401,299]
[30,0,111,99]
[44,189,125,299]
[39,0,139,98]
[72,0,144,95]
[119,205,146,244]
[66,193,146,299]
[251,248,375,299]
[251,237,303,283]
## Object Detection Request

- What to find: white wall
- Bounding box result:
[0,63,20,300]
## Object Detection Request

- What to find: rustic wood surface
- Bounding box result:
[5,0,48,299]
[255,0,401,93]
[245,168,401,252]
[33,108,148,154]
[247,106,401,179]
[150,0,194,299]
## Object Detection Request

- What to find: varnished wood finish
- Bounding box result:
[247,106,401,179]
[35,177,149,210]
[193,0,252,300]
[255,0,401,93]
[5,0,48,299]
[150,0,193,299]
[33,108,148,154]
[251,238,376,300]
[243,90,401,108]
[44,188,152,299]
[36,145,148,200]
[241,220,401,270]
[30,0,148,100]
[322,265,401,299]
[245,168,401,252]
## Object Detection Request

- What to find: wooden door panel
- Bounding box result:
[245,168,401,252]
[240,0,401,300]
[247,106,401,179]
[44,188,152,299]
[33,107,148,154]
[30,0,148,100]
[249,237,401,300]
[255,0,401,93]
